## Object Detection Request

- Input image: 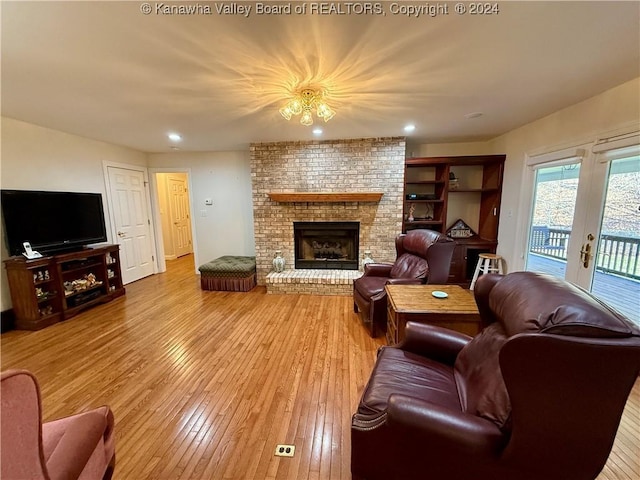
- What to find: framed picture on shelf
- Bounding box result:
[446,219,476,238]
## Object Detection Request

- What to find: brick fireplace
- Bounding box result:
[250,137,405,294]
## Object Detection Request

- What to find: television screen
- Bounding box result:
[1,189,108,256]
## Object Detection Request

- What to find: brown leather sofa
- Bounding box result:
[1,369,116,480]
[351,271,640,480]
[353,229,455,337]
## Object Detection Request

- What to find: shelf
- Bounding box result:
[402,155,505,285]
[449,188,500,193]
[406,181,446,185]
[61,262,102,274]
[37,293,58,303]
[406,220,443,226]
[268,192,383,203]
[64,283,104,299]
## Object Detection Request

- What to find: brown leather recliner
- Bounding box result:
[1,369,116,480]
[353,229,455,337]
[351,271,640,480]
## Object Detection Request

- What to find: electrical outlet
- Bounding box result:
[274,444,295,457]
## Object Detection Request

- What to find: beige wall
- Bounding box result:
[1,120,254,311]
[489,77,640,272]
[0,117,147,311]
[147,152,255,268]
[415,77,640,273]
[2,76,638,311]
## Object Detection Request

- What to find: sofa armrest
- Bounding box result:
[386,394,504,456]
[43,407,113,480]
[473,273,503,328]
[395,321,471,364]
[362,263,393,277]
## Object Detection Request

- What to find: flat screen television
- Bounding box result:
[1,189,108,256]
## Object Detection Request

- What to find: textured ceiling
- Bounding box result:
[2,1,639,152]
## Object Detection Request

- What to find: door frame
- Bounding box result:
[148,167,199,274]
[102,161,158,277]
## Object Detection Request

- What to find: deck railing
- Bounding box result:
[530,227,640,280]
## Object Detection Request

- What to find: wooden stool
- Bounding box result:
[470,253,504,290]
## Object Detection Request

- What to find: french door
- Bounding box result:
[525,137,640,323]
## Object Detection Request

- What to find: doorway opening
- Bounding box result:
[151,171,196,273]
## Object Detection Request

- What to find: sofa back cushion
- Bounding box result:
[389,254,428,279]
[488,272,639,338]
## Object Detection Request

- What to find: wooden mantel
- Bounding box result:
[268,192,384,203]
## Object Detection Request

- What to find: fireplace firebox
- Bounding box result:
[294,222,359,270]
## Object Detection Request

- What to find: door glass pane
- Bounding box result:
[525,163,580,278]
[591,155,640,324]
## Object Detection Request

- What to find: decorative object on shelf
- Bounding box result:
[408,203,416,222]
[272,250,286,273]
[447,219,476,238]
[449,171,459,190]
[406,193,437,200]
[279,87,335,126]
[361,250,374,269]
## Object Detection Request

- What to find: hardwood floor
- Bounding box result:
[1,254,638,479]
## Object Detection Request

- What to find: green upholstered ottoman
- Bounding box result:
[198,256,256,292]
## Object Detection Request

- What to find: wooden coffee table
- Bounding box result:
[385,284,481,345]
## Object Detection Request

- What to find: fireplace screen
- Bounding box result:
[294,221,359,270]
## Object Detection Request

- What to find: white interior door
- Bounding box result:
[107,166,155,284]
[525,140,640,323]
[168,175,192,258]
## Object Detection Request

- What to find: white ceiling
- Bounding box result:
[2,1,639,153]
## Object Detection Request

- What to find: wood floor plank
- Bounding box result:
[1,253,638,479]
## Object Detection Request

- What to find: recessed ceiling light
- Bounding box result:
[464,112,483,119]
[167,133,182,142]
[312,128,323,135]
[404,124,416,132]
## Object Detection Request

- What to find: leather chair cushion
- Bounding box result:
[358,347,461,416]
[353,275,388,299]
[389,254,428,279]
[488,272,639,338]
[454,323,511,430]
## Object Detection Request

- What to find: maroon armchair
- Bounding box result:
[1,369,115,480]
[351,272,640,480]
[353,229,455,337]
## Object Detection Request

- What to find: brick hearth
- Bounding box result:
[266,269,363,295]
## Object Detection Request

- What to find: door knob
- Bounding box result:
[580,243,592,268]
[117,231,126,238]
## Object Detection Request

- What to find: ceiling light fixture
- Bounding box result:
[404,124,416,132]
[167,133,182,142]
[312,128,323,135]
[280,88,335,126]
